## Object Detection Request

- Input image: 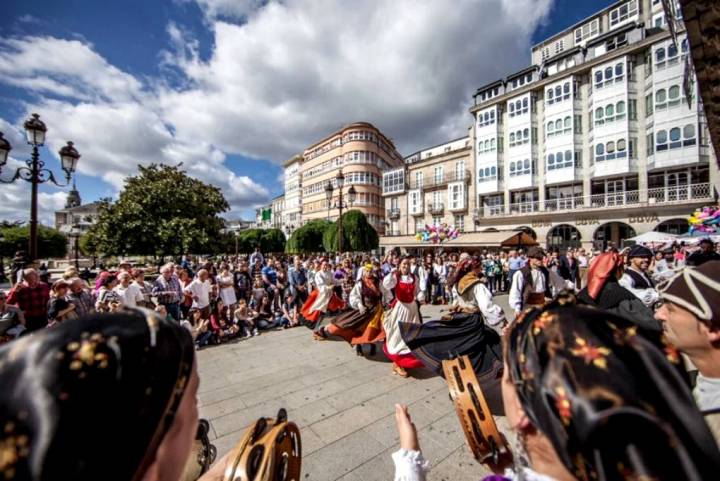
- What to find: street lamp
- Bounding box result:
[324,170,356,253]
[0,114,81,261]
[0,233,6,283]
[70,223,81,270]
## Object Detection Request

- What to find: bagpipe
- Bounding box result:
[442,355,511,469]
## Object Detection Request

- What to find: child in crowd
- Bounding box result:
[209,299,239,343]
[233,299,259,337]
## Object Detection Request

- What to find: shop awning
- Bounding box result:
[379,230,539,248]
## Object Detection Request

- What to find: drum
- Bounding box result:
[442,355,511,468]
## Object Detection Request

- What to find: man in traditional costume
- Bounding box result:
[313,263,390,355]
[619,245,659,308]
[382,256,426,377]
[299,259,345,326]
[508,246,568,318]
[656,260,720,445]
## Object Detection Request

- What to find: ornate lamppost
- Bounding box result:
[0,114,81,261]
[324,170,357,253]
[70,223,81,269]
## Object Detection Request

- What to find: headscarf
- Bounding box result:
[585,251,623,300]
[0,309,195,481]
[448,255,482,288]
[506,296,720,480]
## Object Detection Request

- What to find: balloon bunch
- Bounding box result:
[414,223,460,244]
[688,204,720,235]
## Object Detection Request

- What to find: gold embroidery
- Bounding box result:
[570,337,611,369]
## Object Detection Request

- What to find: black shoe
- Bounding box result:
[355,345,363,356]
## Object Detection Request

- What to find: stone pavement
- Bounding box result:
[197,295,512,481]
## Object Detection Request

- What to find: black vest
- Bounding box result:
[625,269,654,289]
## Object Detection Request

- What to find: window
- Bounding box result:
[655,47,666,68]
[432,216,442,226]
[574,115,583,134]
[656,129,668,151]
[477,165,498,181]
[574,18,600,45]
[547,88,554,104]
[595,107,604,125]
[609,1,638,28]
[616,100,626,120]
[683,124,696,146]
[667,43,679,65]
[415,171,423,188]
[434,166,444,184]
[656,88,667,110]
[669,127,681,149]
[509,159,532,176]
[383,169,405,194]
[562,82,570,99]
[563,116,571,131]
[454,215,465,232]
[508,97,529,117]
[646,93,654,116]
[628,99,637,120]
[615,63,624,78]
[477,109,496,127]
[547,121,554,135]
[594,71,603,87]
[605,104,615,122]
[595,62,625,89]
[409,190,421,214]
[668,85,681,107]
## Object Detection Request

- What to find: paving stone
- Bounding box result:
[302,430,386,481]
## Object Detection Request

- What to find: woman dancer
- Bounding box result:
[398,256,506,412]
[382,256,426,377]
[300,259,346,326]
[314,263,390,353]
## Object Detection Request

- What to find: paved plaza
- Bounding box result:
[197,297,512,481]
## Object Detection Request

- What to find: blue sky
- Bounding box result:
[0,0,613,223]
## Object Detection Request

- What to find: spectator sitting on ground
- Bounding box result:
[188,307,214,348]
[234,299,258,337]
[209,299,239,342]
[280,293,298,328]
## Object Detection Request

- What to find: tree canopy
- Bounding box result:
[286,219,331,253]
[322,210,379,252]
[84,164,229,257]
[0,224,67,259]
[233,228,286,254]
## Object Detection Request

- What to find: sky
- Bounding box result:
[0,0,611,224]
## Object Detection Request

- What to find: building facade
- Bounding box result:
[299,122,404,234]
[54,183,101,256]
[282,154,303,237]
[271,194,285,231]
[381,0,718,252]
[382,135,473,237]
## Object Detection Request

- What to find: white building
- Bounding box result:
[379,0,717,252]
[282,154,303,237]
[471,0,717,251]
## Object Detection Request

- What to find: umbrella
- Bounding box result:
[628,231,679,244]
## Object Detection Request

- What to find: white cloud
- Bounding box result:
[161,0,553,160]
[0,0,554,223]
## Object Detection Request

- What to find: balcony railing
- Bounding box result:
[387,208,401,220]
[475,183,713,219]
[388,230,401,236]
[428,203,444,215]
[409,169,471,190]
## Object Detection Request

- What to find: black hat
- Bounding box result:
[659,260,720,329]
[699,238,714,245]
[628,245,653,258]
[527,246,545,259]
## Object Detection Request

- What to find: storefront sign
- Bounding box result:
[531,220,552,228]
[628,214,659,224]
[531,217,599,228]
[576,217,600,226]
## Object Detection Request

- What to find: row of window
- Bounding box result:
[477,110,496,127]
[655,40,688,70]
[594,62,625,89]
[509,73,533,90]
[477,138,498,154]
[546,82,573,105]
[303,156,343,179]
[609,1,638,28]
[594,100,633,126]
[655,85,684,111]
[594,138,629,162]
[477,165,498,181]
[509,128,530,147]
[574,18,600,45]
[547,116,572,137]
[654,124,697,152]
[305,130,399,161]
[508,97,530,117]
[303,151,391,181]
[509,159,533,176]
[547,151,576,170]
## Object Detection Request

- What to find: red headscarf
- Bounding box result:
[586,252,623,300]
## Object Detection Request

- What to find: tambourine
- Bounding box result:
[223,408,301,481]
[442,355,510,467]
[181,419,217,481]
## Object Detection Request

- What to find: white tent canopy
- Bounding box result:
[628,231,679,244]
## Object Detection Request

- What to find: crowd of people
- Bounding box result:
[1,237,720,480]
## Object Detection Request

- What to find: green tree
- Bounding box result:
[286,220,331,253]
[84,164,229,258]
[322,210,378,252]
[228,229,286,254]
[0,224,67,259]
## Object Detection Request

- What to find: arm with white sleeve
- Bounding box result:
[348,282,364,312]
[383,271,398,291]
[508,270,524,314]
[473,283,506,327]
[619,273,660,306]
